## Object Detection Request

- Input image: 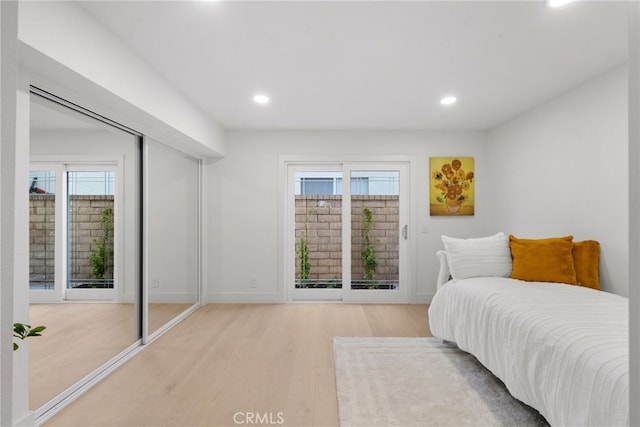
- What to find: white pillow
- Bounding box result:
[441,232,512,280]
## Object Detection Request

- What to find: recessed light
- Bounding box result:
[547,0,574,8]
[440,96,457,106]
[253,94,270,105]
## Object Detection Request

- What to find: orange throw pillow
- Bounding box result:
[572,240,600,290]
[509,235,577,285]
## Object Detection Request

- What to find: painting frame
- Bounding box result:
[429,157,475,216]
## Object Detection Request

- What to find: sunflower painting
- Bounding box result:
[430,157,475,216]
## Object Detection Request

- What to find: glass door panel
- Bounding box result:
[29,170,56,291]
[350,171,400,291]
[291,170,343,300]
[344,165,407,302]
[67,171,116,298]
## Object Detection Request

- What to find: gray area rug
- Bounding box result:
[333,337,549,427]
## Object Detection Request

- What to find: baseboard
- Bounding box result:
[204,292,283,304]
[122,292,197,304]
[416,292,434,304]
[13,411,34,427]
[148,292,198,304]
[205,292,431,304]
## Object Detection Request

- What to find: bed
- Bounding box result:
[428,234,629,426]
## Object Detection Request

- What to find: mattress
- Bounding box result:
[428,277,628,426]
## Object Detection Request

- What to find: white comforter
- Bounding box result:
[428,277,628,426]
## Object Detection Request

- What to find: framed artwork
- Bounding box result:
[429,157,475,216]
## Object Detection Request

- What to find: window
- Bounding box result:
[296,174,373,195]
[299,177,336,195]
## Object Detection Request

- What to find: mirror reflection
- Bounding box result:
[27,92,202,411]
[146,140,200,335]
[28,95,140,409]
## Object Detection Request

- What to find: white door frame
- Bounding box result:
[29,156,123,302]
[282,156,413,303]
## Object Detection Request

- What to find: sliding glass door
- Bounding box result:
[29,165,120,302]
[287,162,409,302]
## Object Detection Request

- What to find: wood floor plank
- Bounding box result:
[29,303,194,409]
[29,303,136,409]
[313,367,339,427]
[45,303,431,427]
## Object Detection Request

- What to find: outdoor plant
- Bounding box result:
[326,277,340,289]
[89,206,114,281]
[13,323,46,351]
[361,207,378,282]
[296,209,313,284]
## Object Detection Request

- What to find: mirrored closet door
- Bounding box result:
[145,139,200,338]
[28,92,141,411]
[27,89,202,420]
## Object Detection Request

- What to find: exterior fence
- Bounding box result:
[29,194,114,286]
[295,195,399,282]
[29,195,55,286]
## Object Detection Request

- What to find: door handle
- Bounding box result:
[402,225,408,240]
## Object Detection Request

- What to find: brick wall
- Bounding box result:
[29,195,114,284]
[295,195,399,281]
[33,193,398,285]
[29,195,56,284]
[351,196,399,281]
[69,195,114,281]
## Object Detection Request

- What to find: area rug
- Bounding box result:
[333,337,548,427]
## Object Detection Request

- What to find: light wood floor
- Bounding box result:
[30,303,193,409]
[45,303,431,427]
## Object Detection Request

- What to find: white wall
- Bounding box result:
[486,66,628,296]
[11,75,31,427]
[628,4,640,423]
[207,130,488,303]
[3,3,28,424]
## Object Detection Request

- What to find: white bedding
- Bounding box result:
[428,277,628,426]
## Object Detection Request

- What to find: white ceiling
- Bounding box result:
[77,0,628,131]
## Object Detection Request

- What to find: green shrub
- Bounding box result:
[89,207,113,280]
[361,207,377,281]
[297,209,313,282]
